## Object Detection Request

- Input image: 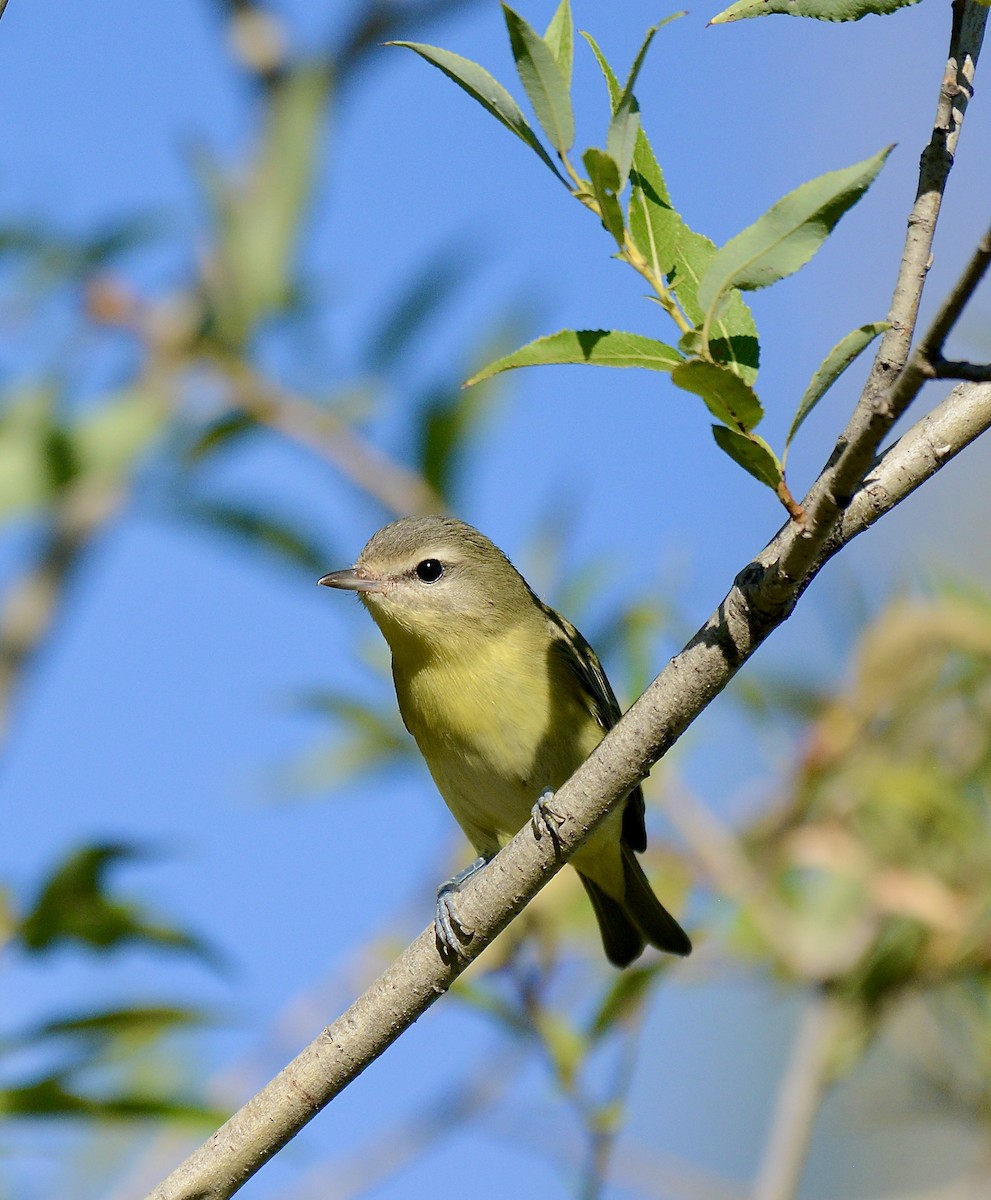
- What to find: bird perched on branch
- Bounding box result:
[319,516,690,967]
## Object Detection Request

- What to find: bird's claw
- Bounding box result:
[531,787,566,845]
[434,856,487,960]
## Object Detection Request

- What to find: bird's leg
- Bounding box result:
[435,855,489,959]
[530,786,566,847]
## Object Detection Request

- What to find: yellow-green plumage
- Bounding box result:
[320,516,690,967]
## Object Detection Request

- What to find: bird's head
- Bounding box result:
[318,516,534,653]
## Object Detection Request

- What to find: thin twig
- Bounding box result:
[858,0,986,412]
[224,364,445,517]
[751,989,848,1200]
[143,369,991,1200]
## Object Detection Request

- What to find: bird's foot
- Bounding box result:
[530,787,566,847]
[434,856,488,960]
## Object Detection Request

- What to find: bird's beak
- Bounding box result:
[317,567,385,593]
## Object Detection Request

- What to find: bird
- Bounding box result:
[318,516,691,967]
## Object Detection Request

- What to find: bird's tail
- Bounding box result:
[579,849,691,968]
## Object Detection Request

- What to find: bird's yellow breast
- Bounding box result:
[391,619,603,854]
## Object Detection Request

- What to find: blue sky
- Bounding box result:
[2,1,990,1198]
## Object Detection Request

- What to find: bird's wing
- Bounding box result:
[539,600,648,853]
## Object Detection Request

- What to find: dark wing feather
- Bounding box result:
[538,598,648,853]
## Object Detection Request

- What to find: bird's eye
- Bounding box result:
[415,558,444,583]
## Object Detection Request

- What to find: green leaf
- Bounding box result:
[711,425,783,489]
[502,3,575,153]
[606,93,640,190]
[582,33,759,384]
[583,147,625,245]
[534,1011,586,1090]
[73,387,166,482]
[671,359,763,430]
[697,148,892,332]
[364,243,476,371]
[179,499,329,574]
[18,844,212,961]
[465,329,683,386]
[711,0,921,21]
[786,321,889,453]
[590,963,666,1041]
[201,62,331,347]
[543,0,573,88]
[29,1005,210,1047]
[0,1074,224,1122]
[182,412,257,463]
[390,41,565,181]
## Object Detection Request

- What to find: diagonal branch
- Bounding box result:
[145,369,991,1200]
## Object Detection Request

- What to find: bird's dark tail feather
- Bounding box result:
[579,851,692,968]
[621,846,692,958]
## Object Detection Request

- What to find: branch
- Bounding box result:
[858,0,985,412]
[751,990,849,1200]
[146,10,991,1196]
[223,365,445,517]
[144,371,991,1200]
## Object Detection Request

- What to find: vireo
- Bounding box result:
[319,516,691,967]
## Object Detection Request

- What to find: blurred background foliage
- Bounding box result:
[2,1,991,1199]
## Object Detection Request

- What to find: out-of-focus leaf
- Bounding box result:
[0,391,65,516]
[24,1005,211,1049]
[181,411,258,463]
[416,380,491,501]
[503,4,574,154]
[0,1074,224,1122]
[711,425,783,490]
[589,962,666,1041]
[786,321,888,454]
[390,41,565,182]
[697,148,892,332]
[711,0,921,20]
[290,689,413,786]
[178,498,329,573]
[582,147,625,245]
[201,61,331,346]
[534,1011,586,1090]
[671,359,763,430]
[466,328,682,386]
[73,387,166,482]
[364,244,477,372]
[17,844,212,961]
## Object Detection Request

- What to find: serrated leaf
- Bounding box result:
[698,148,892,334]
[390,41,565,181]
[465,329,683,386]
[582,30,622,105]
[786,321,889,453]
[583,147,625,244]
[543,0,573,88]
[581,34,760,384]
[711,0,921,20]
[671,359,763,430]
[606,93,640,189]
[503,4,575,154]
[711,425,783,489]
[590,963,666,1041]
